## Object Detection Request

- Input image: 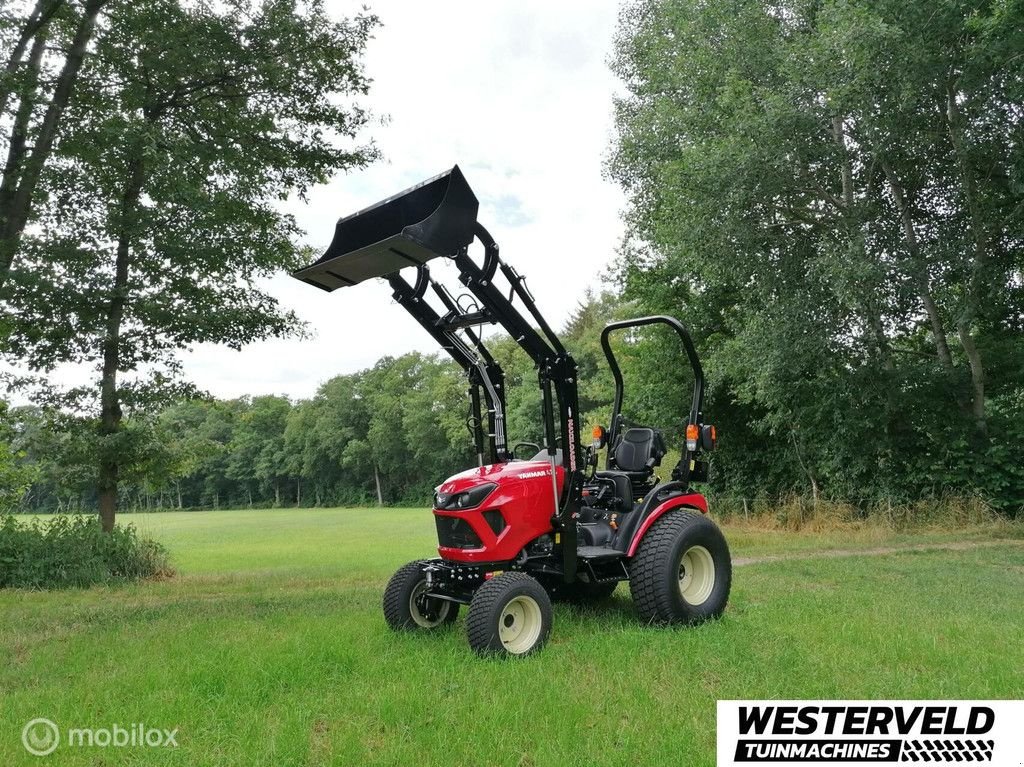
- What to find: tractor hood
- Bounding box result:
[436,460,565,496]
[432,460,566,563]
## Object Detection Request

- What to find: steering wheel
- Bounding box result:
[512,441,541,460]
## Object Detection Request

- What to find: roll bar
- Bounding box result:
[600,315,705,483]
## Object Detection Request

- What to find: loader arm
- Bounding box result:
[292,166,583,581]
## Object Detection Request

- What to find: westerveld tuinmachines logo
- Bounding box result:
[717,701,1024,766]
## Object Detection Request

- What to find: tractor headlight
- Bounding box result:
[435,482,497,511]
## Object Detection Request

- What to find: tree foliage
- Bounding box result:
[4,0,1022,521]
[0,0,111,293]
[7,293,643,510]
[2,0,379,528]
[609,0,1024,509]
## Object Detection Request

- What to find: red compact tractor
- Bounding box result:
[294,167,731,656]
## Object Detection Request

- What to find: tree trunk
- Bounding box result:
[831,120,898,438]
[790,429,819,510]
[176,483,182,509]
[2,24,49,169]
[831,115,854,208]
[0,0,108,292]
[0,0,64,118]
[274,481,280,507]
[0,27,49,242]
[296,478,301,507]
[957,321,987,439]
[96,154,145,532]
[945,81,989,440]
[373,464,383,507]
[879,159,956,375]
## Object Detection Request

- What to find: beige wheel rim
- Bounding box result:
[409,580,451,628]
[498,595,543,654]
[678,545,716,605]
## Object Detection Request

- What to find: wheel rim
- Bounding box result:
[409,580,451,628]
[678,545,716,605]
[498,595,543,654]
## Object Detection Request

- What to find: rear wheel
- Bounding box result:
[383,560,458,631]
[630,511,731,625]
[466,573,552,657]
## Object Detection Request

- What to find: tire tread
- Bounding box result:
[629,511,731,624]
[466,572,551,656]
[383,559,456,631]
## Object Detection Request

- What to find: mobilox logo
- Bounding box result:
[717,701,1024,766]
[21,719,59,757]
[21,718,178,757]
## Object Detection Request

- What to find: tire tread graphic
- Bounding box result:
[901,739,994,763]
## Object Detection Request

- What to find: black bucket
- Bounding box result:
[293,165,479,291]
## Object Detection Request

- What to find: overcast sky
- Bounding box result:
[119,2,628,402]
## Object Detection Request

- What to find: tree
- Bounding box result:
[609,0,1024,507]
[0,400,36,511]
[4,0,379,529]
[0,0,113,292]
[286,373,370,506]
[227,396,292,507]
[6,295,634,513]
[152,399,223,508]
[4,403,99,511]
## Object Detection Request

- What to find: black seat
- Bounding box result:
[612,428,665,473]
[597,427,666,510]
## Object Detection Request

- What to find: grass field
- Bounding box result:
[1,508,1022,766]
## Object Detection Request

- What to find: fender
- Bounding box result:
[625,493,708,557]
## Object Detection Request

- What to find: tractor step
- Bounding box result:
[576,545,625,561]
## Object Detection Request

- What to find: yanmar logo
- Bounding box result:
[717,701,1024,766]
[518,469,551,480]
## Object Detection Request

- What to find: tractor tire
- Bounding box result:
[629,510,731,625]
[466,573,552,657]
[382,560,458,631]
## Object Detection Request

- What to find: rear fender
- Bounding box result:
[625,493,708,557]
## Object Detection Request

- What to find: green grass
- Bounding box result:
[1,508,1022,766]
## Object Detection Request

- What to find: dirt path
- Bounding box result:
[733,538,1024,566]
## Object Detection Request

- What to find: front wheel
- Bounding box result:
[630,511,731,625]
[383,560,459,631]
[466,573,552,657]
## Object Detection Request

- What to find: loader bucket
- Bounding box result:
[293,165,479,291]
